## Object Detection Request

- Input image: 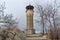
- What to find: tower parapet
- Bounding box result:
[26,5,34,10]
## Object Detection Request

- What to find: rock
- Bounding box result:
[8,32,14,39]
[0,36,3,40]
[14,35,21,40]
[6,38,12,40]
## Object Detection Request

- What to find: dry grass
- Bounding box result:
[48,27,60,40]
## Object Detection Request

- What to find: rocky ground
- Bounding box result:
[0,28,49,40]
[0,28,25,40]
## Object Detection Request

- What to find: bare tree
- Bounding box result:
[36,0,60,35]
[44,0,60,28]
[44,2,60,40]
[36,5,46,35]
[0,2,18,29]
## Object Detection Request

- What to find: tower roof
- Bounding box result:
[26,5,34,10]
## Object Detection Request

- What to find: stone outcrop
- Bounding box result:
[0,28,25,40]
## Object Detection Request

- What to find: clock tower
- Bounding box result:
[25,5,35,35]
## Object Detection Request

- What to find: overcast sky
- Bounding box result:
[0,0,59,33]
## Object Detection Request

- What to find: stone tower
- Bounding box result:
[25,5,35,35]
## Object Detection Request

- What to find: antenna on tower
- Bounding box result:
[29,2,31,5]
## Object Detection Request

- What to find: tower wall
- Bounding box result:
[25,9,35,35]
